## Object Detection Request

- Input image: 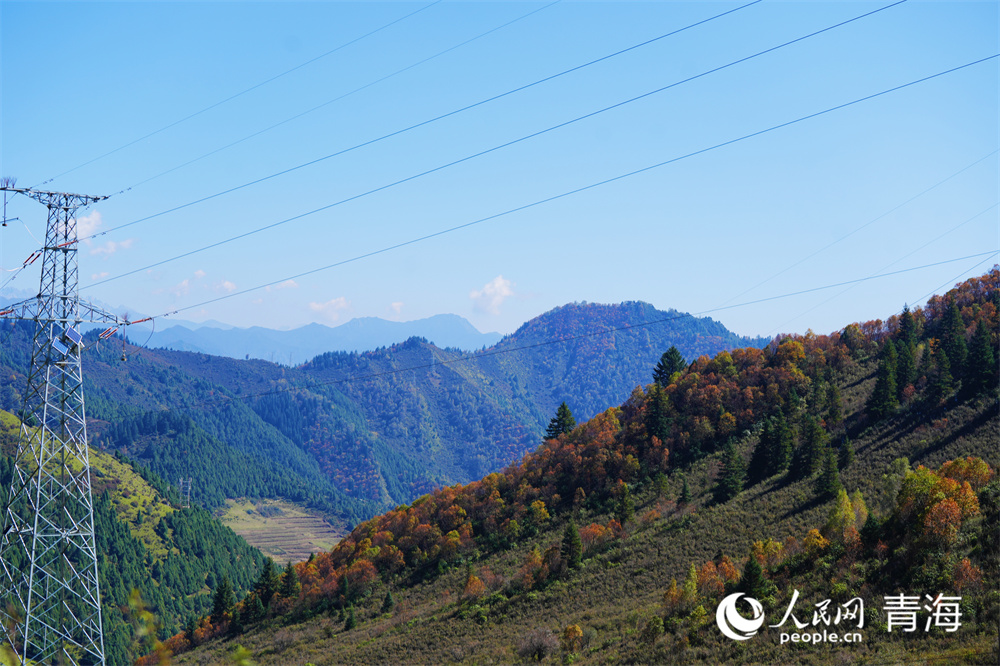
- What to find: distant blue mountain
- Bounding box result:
[145,314,502,364]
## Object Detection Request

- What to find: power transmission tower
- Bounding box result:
[0,186,121,665]
[178,477,192,509]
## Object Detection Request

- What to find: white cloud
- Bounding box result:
[217,280,237,293]
[390,301,404,314]
[265,279,298,292]
[76,211,102,242]
[309,296,350,322]
[90,271,109,281]
[194,269,206,279]
[470,275,514,315]
[170,279,191,298]
[90,238,135,256]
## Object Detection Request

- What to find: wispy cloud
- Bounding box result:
[390,301,403,315]
[470,275,514,315]
[217,280,237,293]
[90,271,109,281]
[265,279,298,292]
[194,269,206,279]
[309,296,350,322]
[90,238,135,256]
[76,211,103,240]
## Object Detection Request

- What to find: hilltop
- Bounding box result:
[160,270,999,665]
[0,300,763,527]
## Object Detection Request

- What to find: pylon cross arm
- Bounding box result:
[0,296,122,325]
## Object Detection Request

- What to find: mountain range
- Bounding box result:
[0,300,765,525]
[143,313,504,363]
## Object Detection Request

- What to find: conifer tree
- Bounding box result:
[940,299,968,376]
[795,415,827,478]
[381,590,395,615]
[255,557,279,607]
[653,346,686,386]
[814,446,842,500]
[825,384,843,427]
[739,557,774,600]
[929,347,954,404]
[680,475,691,504]
[280,561,300,599]
[715,439,745,502]
[545,402,577,440]
[895,338,916,399]
[965,319,996,395]
[899,304,918,348]
[344,606,356,631]
[838,437,854,470]
[867,342,898,418]
[562,521,583,570]
[211,576,235,623]
[616,483,635,524]
[645,384,671,443]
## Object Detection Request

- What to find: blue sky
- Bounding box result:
[1,1,997,338]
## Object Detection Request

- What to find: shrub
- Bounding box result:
[517,628,559,662]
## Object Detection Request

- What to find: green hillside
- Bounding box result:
[1,411,265,665]
[160,270,998,665]
[0,301,763,526]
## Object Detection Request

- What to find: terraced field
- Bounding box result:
[220,499,344,564]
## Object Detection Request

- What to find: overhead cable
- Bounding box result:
[93,53,999,312]
[81,0,767,242]
[113,1,564,195]
[32,0,445,188]
[85,0,913,288]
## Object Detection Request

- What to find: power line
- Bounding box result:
[767,200,999,334]
[112,1,564,196]
[84,0,915,289]
[31,0,445,189]
[183,253,997,409]
[97,54,999,317]
[80,0,766,242]
[717,148,999,309]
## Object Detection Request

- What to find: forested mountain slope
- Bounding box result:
[0,411,264,665]
[162,270,998,665]
[0,301,761,525]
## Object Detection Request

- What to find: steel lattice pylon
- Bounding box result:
[0,187,119,665]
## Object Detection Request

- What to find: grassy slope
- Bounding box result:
[173,352,999,666]
[220,498,346,564]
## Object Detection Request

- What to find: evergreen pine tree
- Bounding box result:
[838,437,854,470]
[940,299,968,376]
[715,439,745,502]
[866,342,898,418]
[825,384,843,427]
[796,415,827,478]
[814,446,843,500]
[965,319,997,395]
[739,557,775,600]
[280,561,300,599]
[344,606,356,631]
[381,590,395,615]
[929,347,954,403]
[545,402,577,440]
[645,385,671,444]
[680,475,691,504]
[899,304,917,349]
[562,521,583,570]
[653,346,686,385]
[211,576,235,623]
[255,557,279,607]
[894,339,916,399]
[616,483,635,524]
